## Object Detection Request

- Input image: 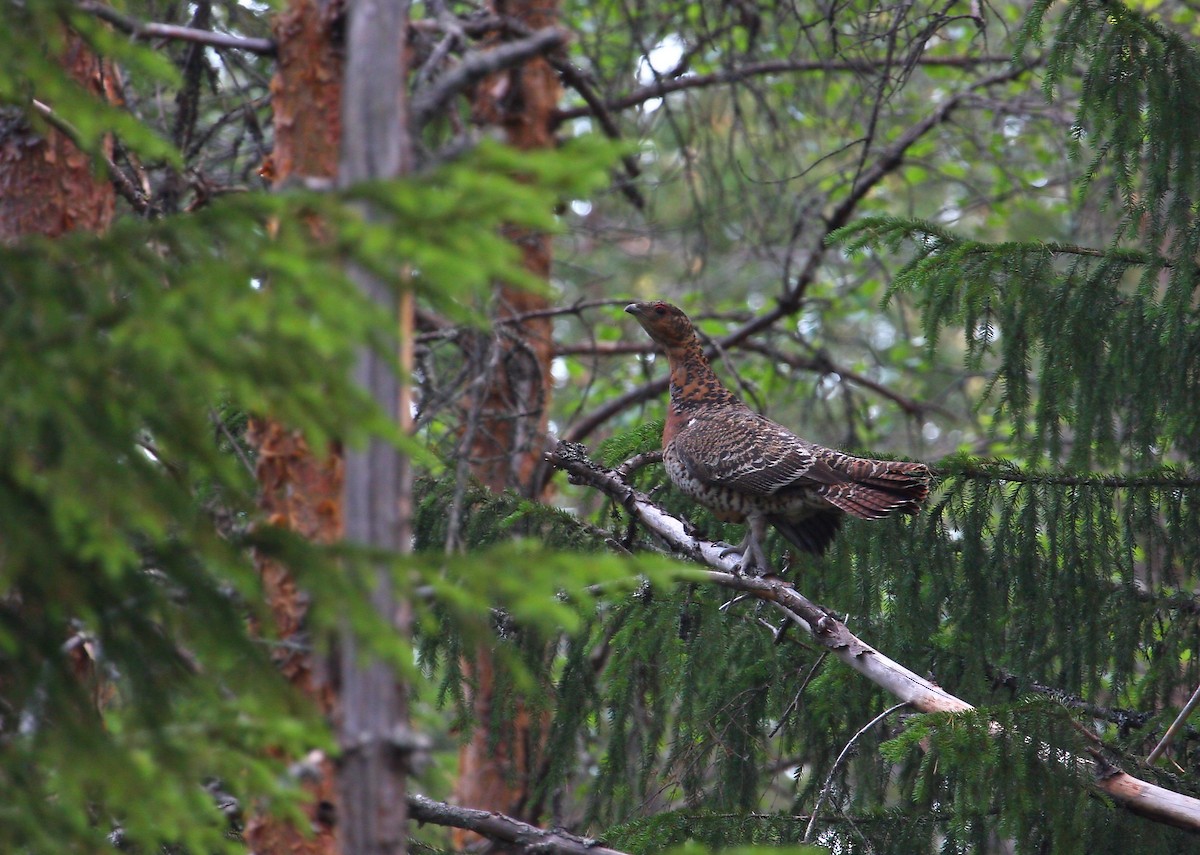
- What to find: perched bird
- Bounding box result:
[625,300,931,574]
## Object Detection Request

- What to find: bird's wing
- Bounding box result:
[668,409,846,497]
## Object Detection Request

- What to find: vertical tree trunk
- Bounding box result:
[336,0,414,852]
[244,1,345,853]
[0,17,117,743]
[0,30,115,241]
[455,0,562,839]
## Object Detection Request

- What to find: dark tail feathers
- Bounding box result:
[769,510,843,556]
[821,461,931,521]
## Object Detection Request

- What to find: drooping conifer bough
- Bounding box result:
[626,301,932,574]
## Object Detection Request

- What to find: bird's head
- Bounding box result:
[625,301,697,350]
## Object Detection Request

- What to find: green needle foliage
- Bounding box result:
[0,133,620,850]
[7,0,1200,851]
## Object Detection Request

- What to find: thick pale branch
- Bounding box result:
[545,441,1200,833]
[407,794,630,855]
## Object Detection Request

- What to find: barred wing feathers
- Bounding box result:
[671,409,930,521]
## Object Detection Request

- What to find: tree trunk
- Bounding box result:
[244,1,345,852]
[0,29,115,241]
[0,18,117,741]
[336,0,415,852]
[454,0,562,841]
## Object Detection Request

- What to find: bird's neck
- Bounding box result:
[664,339,740,412]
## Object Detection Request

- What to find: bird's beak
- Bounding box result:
[624,303,642,316]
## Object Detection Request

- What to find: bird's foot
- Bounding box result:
[737,543,773,578]
[715,540,744,559]
[714,530,774,577]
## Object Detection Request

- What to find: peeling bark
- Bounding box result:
[0,29,115,241]
[244,2,345,853]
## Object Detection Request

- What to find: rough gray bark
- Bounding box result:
[337,0,414,852]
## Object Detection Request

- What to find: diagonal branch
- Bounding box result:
[410,26,570,128]
[545,440,1200,834]
[1147,682,1200,765]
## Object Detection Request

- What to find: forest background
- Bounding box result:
[3,0,1200,853]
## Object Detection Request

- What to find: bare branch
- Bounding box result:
[553,54,1023,124]
[545,440,1200,833]
[76,1,276,55]
[30,99,150,213]
[1147,683,1200,766]
[805,703,909,842]
[562,376,668,443]
[411,26,570,128]
[561,61,1036,442]
[548,55,645,209]
[407,793,631,855]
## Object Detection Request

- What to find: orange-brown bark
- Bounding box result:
[243,2,345,853]
[463,0,561,495]
[0,30,115,242]
[263,0,345,186]
[455,0,562,843]
[0,23,116,733]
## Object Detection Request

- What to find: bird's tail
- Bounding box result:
[820,460,931,520]
[769,510,843,556]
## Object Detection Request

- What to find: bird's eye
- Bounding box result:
[654,306,666,316]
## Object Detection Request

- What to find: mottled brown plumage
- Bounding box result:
[626,300,931,574]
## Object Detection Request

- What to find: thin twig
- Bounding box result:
[1147,683,1200,765]
[553,54,1024,124]
[211,410,256,477]
[804,703,909,843]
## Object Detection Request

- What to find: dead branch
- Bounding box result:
[407,793,630,855]
[1148,683,1200,765]
[29,99,150,214]
[804,703,909,842]
[411,26,571,128]
[76,1,276,55]
[553,54,1024,124]
[545,440,1200,833]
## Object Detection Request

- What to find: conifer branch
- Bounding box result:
[546,440,1200,834]
[946,462,1200,489]
[407,793,631,855]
